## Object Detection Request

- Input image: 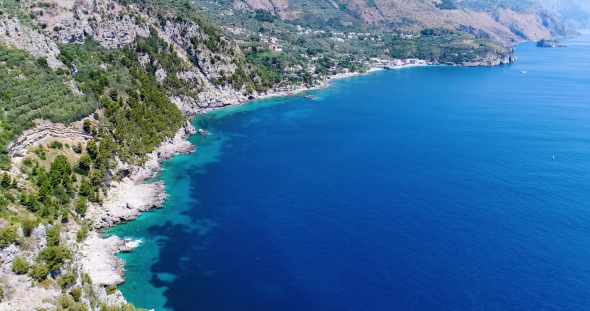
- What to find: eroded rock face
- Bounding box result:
[0,16,63,69]
[57,17,94,44]
[7,122,93,157]
[31,0,148,48]
[93,15,149,48]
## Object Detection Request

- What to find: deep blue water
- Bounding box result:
[110,33,590,310]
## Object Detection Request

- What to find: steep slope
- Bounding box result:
[228,0,576,43]
[0,0,275,309]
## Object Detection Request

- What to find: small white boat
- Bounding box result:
[520,71,527,74]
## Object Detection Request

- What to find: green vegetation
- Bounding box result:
[536,39,566,47]
[70,287,82,302]
[37,245,72,273]
[21,218,39,236]
[386,31,504,64]
[11,257,30,274]
[58,272,77,289]
[105,284,118,295]
[29,263,49,280]
[0,46,99,169]
[0,225,19,248]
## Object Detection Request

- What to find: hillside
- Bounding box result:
[219,0,577,43]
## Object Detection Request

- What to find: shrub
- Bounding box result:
[58,294,75,309]
[0,226,19,248]
[58,272,77,289]
[49,141,63,149]
[21,218,38,237]
[37,245,72,272]
[72,143,83,154]
[70,287,82,301]
[22,158,33,167]
[61,209,69,223]
[76,226,89,243]
[105,284,117,295]
[46,225,60,246]
[12,257,30,274]
[29,264,49,280]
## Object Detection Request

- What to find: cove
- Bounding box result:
[109,33,590,310]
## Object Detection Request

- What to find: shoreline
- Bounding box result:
[84,64,390,305]
[82,60,477,307]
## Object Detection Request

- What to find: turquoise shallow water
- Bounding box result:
[109,33,590,310]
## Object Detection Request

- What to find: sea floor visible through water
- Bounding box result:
[109,33,590,310]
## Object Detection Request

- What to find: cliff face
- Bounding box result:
[0,15,63,68]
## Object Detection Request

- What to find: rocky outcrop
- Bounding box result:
[80,232,129,285]
[89,120,196,229]
[88,179,166,229]
[460,53,517,67]
[0,16,63,69]
[57,17,94,44]
[93,15,150,48]
[33,0,148,48]
[7,121,93,157]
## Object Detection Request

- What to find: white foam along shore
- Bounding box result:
[83,62,423,306]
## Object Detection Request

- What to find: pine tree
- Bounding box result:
[75,197,87,216]
[86,140,98,159]
[0,173,10,188]
[19,191,27,206]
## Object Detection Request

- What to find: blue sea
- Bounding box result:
[109,33,590,310]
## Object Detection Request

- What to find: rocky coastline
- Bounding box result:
[2,53,514,310]
[81,55,519,307]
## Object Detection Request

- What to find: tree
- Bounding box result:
[83,119,92,133]
[75,197,87,216]
[36,57,49,69]
[86,139,98,159]
[12,257,30,274]
[46,225,60,246]
[78,154,92,172]
[79,180,93,197]
[19,191,28,206]
[0,172,10,188]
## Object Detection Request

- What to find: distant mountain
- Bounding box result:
[536,0,590,28]
[225,0,578,43]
